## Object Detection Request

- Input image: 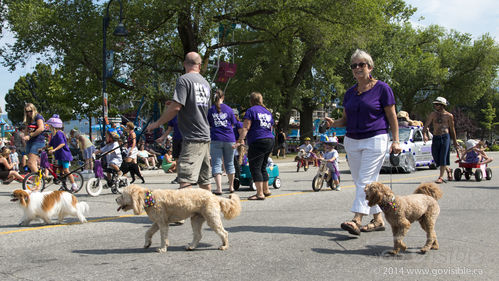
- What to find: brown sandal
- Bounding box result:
[446,168,453,181]
[435,177,446,184]
[341,220,361,236]
[360,219,386,232]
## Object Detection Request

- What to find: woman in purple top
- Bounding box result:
[23,103,46,175]
[207,89,238,195]
[46,114,79,192]
[325,49,401,235]
[237,92,274,200]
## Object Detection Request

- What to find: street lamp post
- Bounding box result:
[102,0,128,140]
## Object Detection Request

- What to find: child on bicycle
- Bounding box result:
[46,114,79,192]
[319,140,341,191]
[96,128,123,186]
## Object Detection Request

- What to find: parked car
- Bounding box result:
[381,126,436,173]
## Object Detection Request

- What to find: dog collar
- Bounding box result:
[381,196,397,212]
[144,191,155,208]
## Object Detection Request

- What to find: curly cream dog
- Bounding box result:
[10,189,89,225]
[116,185,241,253]
[364,182,443,254]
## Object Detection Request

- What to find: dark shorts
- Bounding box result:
[432,134,450,166]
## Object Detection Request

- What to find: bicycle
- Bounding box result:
[22,151,85,193]
[86,159,129,196]
[312,160,335,192]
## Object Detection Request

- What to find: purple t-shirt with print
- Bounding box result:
[49,130,73,162]
[343,80,395,139]
[208,104,237,142]
[243,105,274,145]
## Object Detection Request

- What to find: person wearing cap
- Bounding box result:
[318,141,341,191]
[23,103,46,175]
[324,49,401,235]
[423,96,459,183]
[46,114,79,192]
[298,137,315,169]
[95,128,123,186]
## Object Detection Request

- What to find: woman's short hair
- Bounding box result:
[126,122,135,130]
[350,49,374,68]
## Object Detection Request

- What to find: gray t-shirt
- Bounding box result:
[173,73,211,141]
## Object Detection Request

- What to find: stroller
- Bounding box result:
[233,147,281,191]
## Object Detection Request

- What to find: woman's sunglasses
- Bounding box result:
[350,62,368,69]
[25,110,33,113]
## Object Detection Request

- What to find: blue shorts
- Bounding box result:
[26,141,45,155]
[58,160,70,169]
[432,134,450,166]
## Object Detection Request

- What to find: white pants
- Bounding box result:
[344,134,388,215]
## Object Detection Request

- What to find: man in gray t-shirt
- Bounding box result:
[147,52,212,191]
[173,73,211,142]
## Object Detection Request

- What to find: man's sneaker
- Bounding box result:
[71,183,79,192]
[171,178,179,184]
[335,185,341,191]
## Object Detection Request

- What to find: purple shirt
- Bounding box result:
[234,121,243,140]
[343,80,395,139]
[27,114,46,144]
[243,105,274,145]
[49,131,73,162]
[167,116,182,140]
[208,104,237,142]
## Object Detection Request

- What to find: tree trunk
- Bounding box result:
[300,97,315,141]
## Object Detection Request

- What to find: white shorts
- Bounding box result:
[126,147,138,160]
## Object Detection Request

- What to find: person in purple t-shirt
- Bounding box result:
[207,89,237,195]
[237,92,274,200]
[23,103,46,175]
[46,114,78,192]
[325,49,401,235]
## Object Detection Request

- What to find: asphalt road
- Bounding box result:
[1,152,498,281]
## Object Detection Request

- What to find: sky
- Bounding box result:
[1,0,498,114]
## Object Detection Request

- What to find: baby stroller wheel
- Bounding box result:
[273,177,281,189]
[485,168,492,180]
[233,178,240,190]
[249,180,256,191]
[474,169,483,182]
[454,169,462,181]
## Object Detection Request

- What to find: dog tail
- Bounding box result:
[77,202,90,216]
[414,182,443,200]
[219,194,241,220]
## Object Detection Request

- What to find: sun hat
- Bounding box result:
[465,139,477,150]
[433,97,448,106]
[304,137,311,141]
[46,114,63,128]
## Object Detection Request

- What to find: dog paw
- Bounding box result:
[218,245,228,251]
[420,247,429,254]
[156,247,167,253]
[185,245,195,251]
[144,242,151,249]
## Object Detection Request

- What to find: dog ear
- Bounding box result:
[20,192,30,207]
[131,186,145,215]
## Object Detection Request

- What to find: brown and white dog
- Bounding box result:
[364,182,443,255]
[116,184,241,253]
[11,189,89,226]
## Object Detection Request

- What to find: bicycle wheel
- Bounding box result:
[115,177,129,194]
[70,171,85,193]
[312,175,324,192]
[23,172,46,192]
[86,178,103,197]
